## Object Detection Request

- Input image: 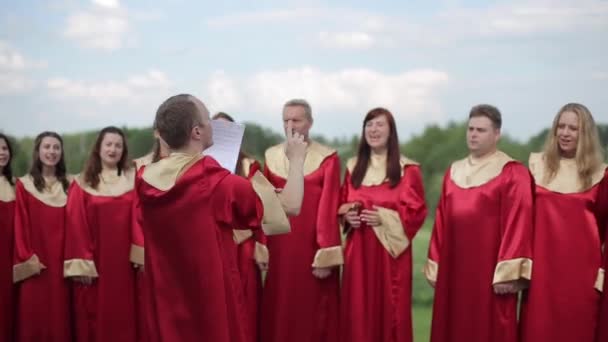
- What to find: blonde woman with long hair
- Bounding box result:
[520,103,608,342]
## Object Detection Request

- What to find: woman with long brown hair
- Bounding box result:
[339,108,427,342]
[0,133,16,342]
[13,131,72,341]
[63,126,140,342]
[520,103,608,342]
[212,112,265,341]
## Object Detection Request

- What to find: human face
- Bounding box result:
[0,138,10,169]
[39,136,62,168]
[364,115,390,152]
[283,105,312,140]
[467,116,500,158]
[99,132,124,169]
[556,111,579,158]
[193,98,213,150]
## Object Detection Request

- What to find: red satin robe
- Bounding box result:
[0,177,15,342]
[234,159,263,342]
[261,149,342,342]
[340,164,427,342]
[520,167,608,342]
[13,177,72,342]
[64,179,138,342]
[136,156,267,342]
[428,162,534,342]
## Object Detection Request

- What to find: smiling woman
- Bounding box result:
[13,131,72,342]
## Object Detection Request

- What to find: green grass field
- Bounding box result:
[411,224,434,342]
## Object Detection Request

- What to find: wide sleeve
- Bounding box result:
[64,181,99,278]
[492,163,534,285]
[595,169,608,291]
[248,161,268,263]
[372,165,428,259]
[338,169,356,234]
[13,181,45,283]
[311,154,344,268]
[424,168,449,285]
[214,173,290,236]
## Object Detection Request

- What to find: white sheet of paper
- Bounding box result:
[203,120,245,173]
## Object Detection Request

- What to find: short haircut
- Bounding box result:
[283,99,313,122]
[154,94,202,149]
[469,104,502,129]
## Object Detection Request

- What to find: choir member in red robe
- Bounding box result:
[213,112,266,342]
[425,105,534,342]
[339,108,427,342]
[64,126,139,342]
[261,99,343,342]
[520,103,608,342]
[132,130,169,342]
[0,133,15,342]
[136,94,306,342]
[13,131,72,342]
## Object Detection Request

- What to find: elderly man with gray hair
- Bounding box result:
[260,99,343,342]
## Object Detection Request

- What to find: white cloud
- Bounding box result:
[207,8,327,28]
[92,0,120,10]
[47,69,172,105]
[0,41,46,71]
[439,0,608,37]
[203,67,449,122]
[64,4,129,51]
[592,71,608,81]
[0,73,36,94]
[319,31,375,50]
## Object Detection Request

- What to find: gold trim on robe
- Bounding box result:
[372,206,410,258]
[254,242,269,264]
[13,254,46,283]
[0,176,15,202]
[130,244,145,265]
[64,259,99,278]
[134,152,154,170]
[250,171,291,236]
[142,153,201,191]
[346,155,418,187]
[264,140,335,178]
[492,257,532,284]
[450,151,514,188]
[19,175,69,207]
[596,268,605,292]
[529,152,607,193]
[424,259,439,284]
[311,246,344,268]
[76,168,135,197]
[233,229,254,244]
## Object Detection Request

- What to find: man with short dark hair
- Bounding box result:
[136,94,307,342]
[425,104,534,342]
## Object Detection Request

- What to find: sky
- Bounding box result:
[0,0,607,142]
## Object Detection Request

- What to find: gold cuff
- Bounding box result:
[233,229,254,244]
[130,244,145,266]
[595,268,605,292]
[64,259,99,278]
[311,246,344,268]
[424,259,438,284]
[372,207,410,258]
[254,242,269,264]
[13,254,46,283]
[250,171,290,236]
[492,257,532,284]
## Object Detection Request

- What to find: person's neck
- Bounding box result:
[371,146,388,157]
[560,150,576,159]
[171,143,201,156]
[470,148,497,162]
[101,163,118,177]
[42,165,56,178]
